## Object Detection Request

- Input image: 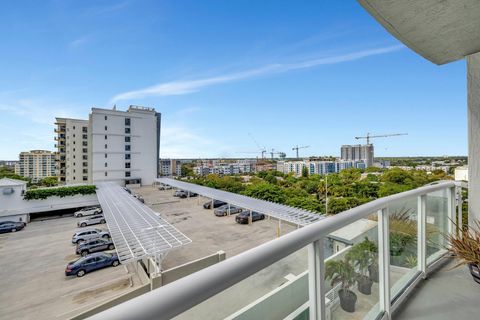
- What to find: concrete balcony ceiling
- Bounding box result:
[358,0,480,65]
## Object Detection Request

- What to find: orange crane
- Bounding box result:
[354,133,408,145]
[292,145,310,158]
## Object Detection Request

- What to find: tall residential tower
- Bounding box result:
[89,106,161,186]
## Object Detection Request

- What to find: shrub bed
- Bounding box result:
[24,185,96,200]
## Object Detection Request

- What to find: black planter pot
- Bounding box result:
[357,275,373,295]
[338,289,357,313]
[468,263,480,284]
[368,264,379,283]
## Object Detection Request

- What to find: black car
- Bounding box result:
[76,238,115,256]
[235,211,265,224]
[203,200,227,209]
[0,222,25,233]
[65,252,120,277]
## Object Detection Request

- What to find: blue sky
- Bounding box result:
[0,0,467,160]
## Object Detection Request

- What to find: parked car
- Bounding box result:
[77,215,106,228]
[123,187,132,194]
[65,252,120,277]
[0,222,25,234]
[158,185,173,190]
[173,190,185,197]
[74,207,102,218]
[76,238,115,256]
[203,200,227,209]
[0,220,26,227]
[133,194,145,203]
[72,228,110,244]
[174,190,198,198]
[235,211,265,224]
[214,205,242,217]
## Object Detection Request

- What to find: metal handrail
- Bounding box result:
[88,181,456,320]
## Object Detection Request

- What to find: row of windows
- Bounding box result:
[103,135,131,142]
[104,171,131,177]
[104,144,131,151]
[103,126,131,134]
[103,116,131,126]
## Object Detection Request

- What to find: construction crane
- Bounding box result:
[354,133,408,145]
[248,133,267,159]
[269,149,286,160]
[292,145,310,158]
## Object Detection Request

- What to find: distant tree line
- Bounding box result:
[188,167,452,215]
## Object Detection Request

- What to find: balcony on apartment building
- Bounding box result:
[91,181,472,320]
[89,2,480,320]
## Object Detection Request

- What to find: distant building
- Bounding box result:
[341,144,374,167]
[14,150,56,183]
[455,166,468,181]
[277,159,366,177]
[159,159,191,176]
[0,160,18,169]
[193,159,255,176]
[55,118,90,184]
[55,106,160,186]
[89,106,161,186]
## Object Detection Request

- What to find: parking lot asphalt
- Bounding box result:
[134,186,309,319]
[0,216,140,320]
[135,186,301,270]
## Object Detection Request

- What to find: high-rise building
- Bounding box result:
[89,106,161,186]
[340,144,374,167]
[14,150,56,183]
[54,118,90,184]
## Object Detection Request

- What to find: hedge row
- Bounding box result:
[24,185,97,200]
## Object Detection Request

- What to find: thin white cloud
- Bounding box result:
[111,45,404,102]
[86,1,130,16]
[69,35,90,49]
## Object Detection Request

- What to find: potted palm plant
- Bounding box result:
[446,220,480,284]
[325,259,357,312]
[347,238,377,294]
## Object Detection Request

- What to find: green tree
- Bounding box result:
[39,176,58,187]
[242,183,286,204]
[301,166,309,178]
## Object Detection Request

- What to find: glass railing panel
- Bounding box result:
[173,245,309,320]
[325,213,380,320]
[388,195,420,300]
[425,189,449,265]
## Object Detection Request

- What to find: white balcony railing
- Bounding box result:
[88,181,460,320]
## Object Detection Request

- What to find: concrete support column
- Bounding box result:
[468,53,480,226]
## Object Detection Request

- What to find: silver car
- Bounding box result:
[72,228,110,244]
[214,205,243,217]
[77,215,106,228]
[74,207,102,218]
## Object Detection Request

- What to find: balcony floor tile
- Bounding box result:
[395,258,480,320]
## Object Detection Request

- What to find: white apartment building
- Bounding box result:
[193,159,255,176]
[14,150,56,183]
[277,160,366,177]
[55,118,90,184]
[89,106,161,186]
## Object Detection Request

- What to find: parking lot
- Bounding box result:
[135,185,309,319]
[0,216,141,320]
[135,185,301,270]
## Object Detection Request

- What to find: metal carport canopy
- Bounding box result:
[157,178,324,226]
[96,182,191,264]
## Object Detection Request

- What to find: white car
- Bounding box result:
[71,228,110,244]
[77,215,106,227]
[74,207,102,218]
